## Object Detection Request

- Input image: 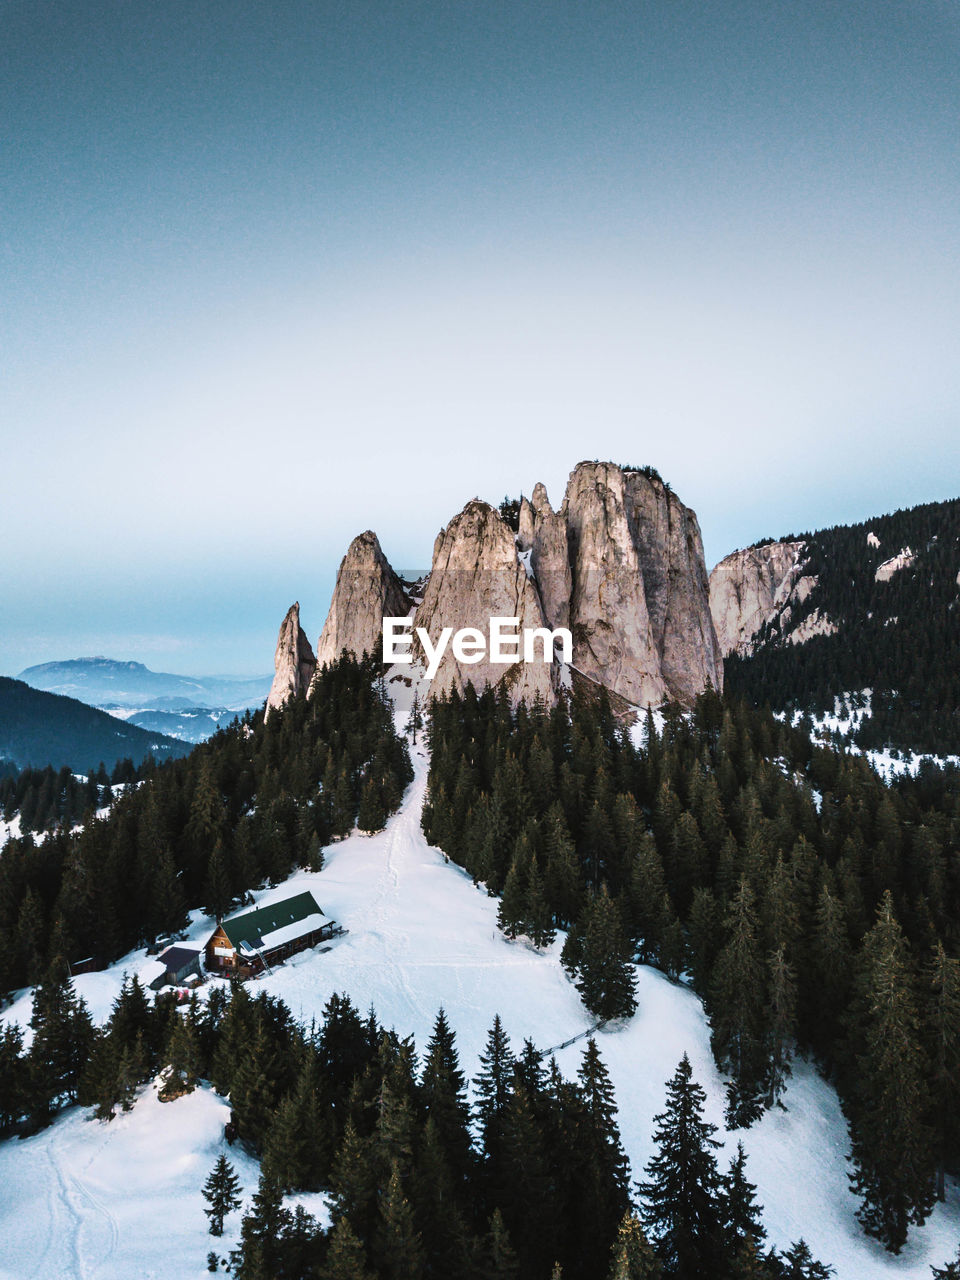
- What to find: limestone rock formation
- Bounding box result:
[560,462,722,705]
[314,531,409,671]
[412,499,557,705]
[875,547,916,583]
[310,463,723,710]
[709,541,807,657]
[522,481,571,633]
[265,602,317,716]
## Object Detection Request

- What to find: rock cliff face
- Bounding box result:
[412,500,557,704]
[265,602,317,716]
[560,462,722,704]
[311,462,722,709]
[518,482,571,633]
[709,541,808,657]
[314,531,409,671]
[875,547,916,583]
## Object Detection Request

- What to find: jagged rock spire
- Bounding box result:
[314,531,409,672]
[265,602,317,717]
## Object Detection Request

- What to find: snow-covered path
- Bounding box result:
[1,719,958,1278]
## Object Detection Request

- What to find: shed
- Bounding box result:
[140,944,203,991]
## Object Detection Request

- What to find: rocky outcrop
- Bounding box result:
[709,542,807,656]
[787,608,838,645]
[412,500,557,704]
[314,531,409,671]
[310,463,723,710]
[520,482,571,633]
[875,547,916,583]
[265,602,317,716]
[561,462,722,705]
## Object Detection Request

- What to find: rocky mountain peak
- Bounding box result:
[412,499,557,705]
[265,602,317,716]
[304,461,722,711]
[558,461,722,704]
[314,530,409,673]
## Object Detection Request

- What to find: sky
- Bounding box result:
[2,1,958,676]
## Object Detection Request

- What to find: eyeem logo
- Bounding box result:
[383,617,573,680]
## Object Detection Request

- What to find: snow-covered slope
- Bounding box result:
[1,679,958,1279]
[778,692,960,781]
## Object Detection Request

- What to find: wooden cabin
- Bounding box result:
[205,890,336,976]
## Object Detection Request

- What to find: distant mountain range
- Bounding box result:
[17,657,272,745]
[0,677,190,772]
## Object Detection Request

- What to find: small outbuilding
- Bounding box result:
[139,944,203,991]
[205,890,336,976]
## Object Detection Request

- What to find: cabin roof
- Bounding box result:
[217,890,330,954]
[158,945,202,972]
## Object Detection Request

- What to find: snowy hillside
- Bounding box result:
[1,678,958,1279]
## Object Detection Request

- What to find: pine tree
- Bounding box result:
[159,1011,201,1101]
[925,941,960,1200]
[357,776,387,834]
[482,1208,519,1279]
[28,960,94,1125]
[474,1014,513,1140]
[17,888,45,985]
[231,1171,291,1280]
[205,838,232,921]
[263,1052,327,1191]
[542,802,582,928]
[421,1008,472,1182]
[377,1159,424,1280]
[721,1142,765,1265]
[578,1037,630,1198]
[116,1034,148,1112]
[777,1238,835,1278]
[575,884,637,1022]
[325,1215,373,1280]
[709,880,768,1128]
[764,945,797,1109]
[330,1117,377,1238]
[574,1038,631,1274]
[202,1154,243,1236]
[527,856,556,950]
[608,1210,662,1279]
[637,1054,725,1280]
[405,690,424,745]
[497,853,527,941]
[846,892,935,1252]
[808,883,851,1061]
[0,1023,25,1133]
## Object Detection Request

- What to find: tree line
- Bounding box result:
[0,966,834,1280]
[421,682,960,1253]
[0,654,412,993]
[727,495,960,755]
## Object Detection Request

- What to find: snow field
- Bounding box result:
[1,670,958,1278]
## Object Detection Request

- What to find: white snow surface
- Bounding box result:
[0,1078,264,1280]
[780,692,960,781]
[1,672,958,1278]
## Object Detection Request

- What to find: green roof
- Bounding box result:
[220,890,326,952]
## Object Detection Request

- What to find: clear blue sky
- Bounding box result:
[2,1,958,675]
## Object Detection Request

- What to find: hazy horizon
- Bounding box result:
[3,2,958,676]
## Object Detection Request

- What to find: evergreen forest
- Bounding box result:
[726,497,960,755]
[0,655,412,993]
[422,682,960,1253]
